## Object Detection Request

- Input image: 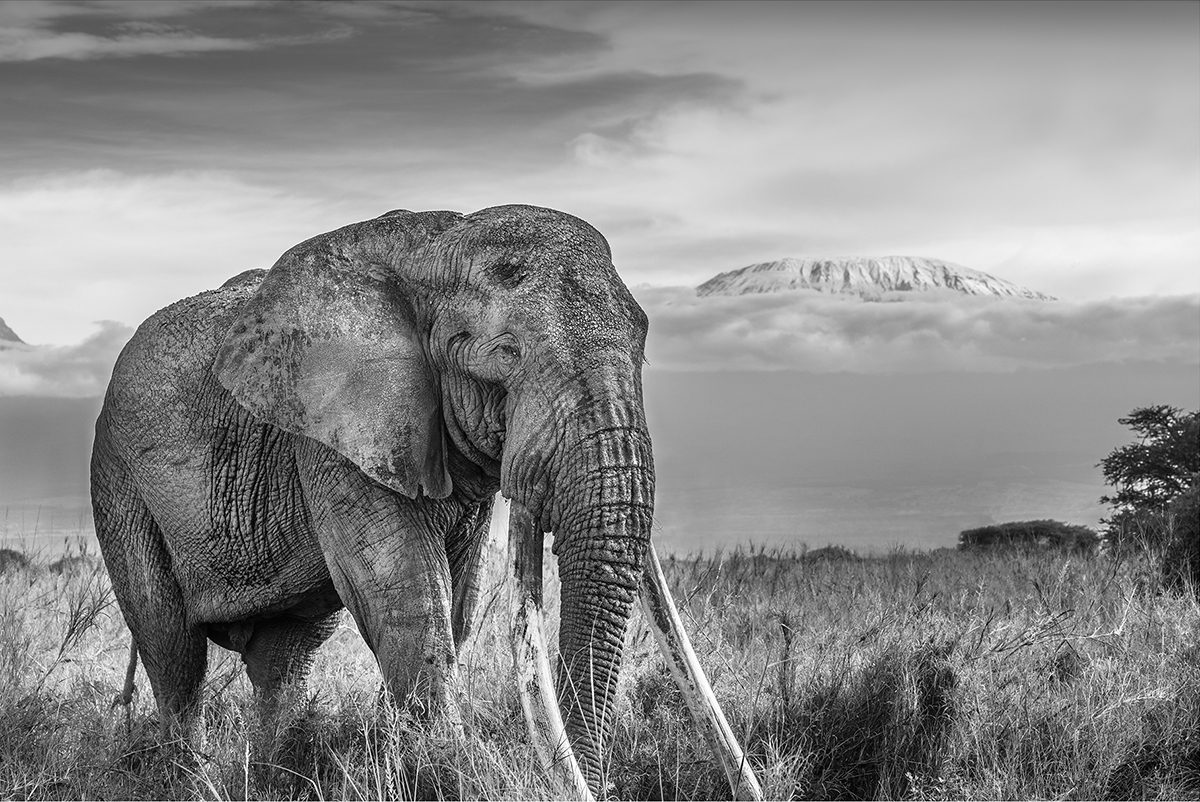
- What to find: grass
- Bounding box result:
[0,538,1197,800]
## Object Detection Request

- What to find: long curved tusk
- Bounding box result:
[640,543,765,801]
[508,503,594,802]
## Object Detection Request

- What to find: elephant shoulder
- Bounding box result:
[103,280,263,439]
[116,280,259,371]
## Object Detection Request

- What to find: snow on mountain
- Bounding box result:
[696,256,1055,301]
[0,316,24,346]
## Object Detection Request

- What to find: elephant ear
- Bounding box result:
[213,211,462,499]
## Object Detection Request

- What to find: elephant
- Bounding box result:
[91,205,762,800]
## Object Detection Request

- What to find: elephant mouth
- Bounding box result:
[441,394,509,482]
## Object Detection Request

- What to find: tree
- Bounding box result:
[1099,405,1200,514]
[1099,405,1200,591]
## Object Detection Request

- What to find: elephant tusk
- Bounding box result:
[508,503,594,802]
[640,543,765,801]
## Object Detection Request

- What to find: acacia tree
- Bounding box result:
[1099,405,1199,590]
[1099,405,1199,514]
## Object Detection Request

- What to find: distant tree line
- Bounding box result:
[958,520,1099,553]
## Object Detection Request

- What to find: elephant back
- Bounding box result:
[104,272,266,422]
[99,273,272,518]
[220,268,268,289]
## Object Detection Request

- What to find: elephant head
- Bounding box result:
[212,205,760,799]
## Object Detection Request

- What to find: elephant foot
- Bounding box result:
[375,672,466,739]
[154,705,208,759]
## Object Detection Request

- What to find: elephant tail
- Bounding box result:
[111,639,138,709]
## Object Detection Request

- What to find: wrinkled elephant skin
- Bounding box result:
[92,205,761,799]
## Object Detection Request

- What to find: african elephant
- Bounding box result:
[91,205,761,799]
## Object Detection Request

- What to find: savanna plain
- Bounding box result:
[0,536,1196,801]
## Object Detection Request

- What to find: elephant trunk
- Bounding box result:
[552,421,654,789]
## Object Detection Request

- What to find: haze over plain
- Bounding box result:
[1,1,1197,551]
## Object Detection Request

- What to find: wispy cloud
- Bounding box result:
[2,24,258,63]
[638,287,1200,373]
[0,321,131,397]
[0,169,338,345]
[0,0,350,62]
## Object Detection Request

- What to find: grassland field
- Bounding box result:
[0,536,1196,801]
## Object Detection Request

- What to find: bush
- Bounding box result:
[957,520,1099,553]
[0,549,29,574]
[804,545,862,563]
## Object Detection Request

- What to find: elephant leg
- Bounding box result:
[326,530,459,723]
[240,612,340,699]
[447,496,495,650]
[297,442,460,724]
[92,453,207,739]
[237,612,340,743]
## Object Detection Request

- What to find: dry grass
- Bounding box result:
[0,537,1196,800]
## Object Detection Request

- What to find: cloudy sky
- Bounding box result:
[3,1,1198,344]
[1,0,1197,548]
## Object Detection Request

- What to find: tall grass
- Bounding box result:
[0,539,1196,800]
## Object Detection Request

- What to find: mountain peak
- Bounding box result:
[696,256,1055,301]
[0,317,23,344]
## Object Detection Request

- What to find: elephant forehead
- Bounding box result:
[461,206,611,259]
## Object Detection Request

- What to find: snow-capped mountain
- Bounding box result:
[0,316,24,346]
[696,256,1054,300]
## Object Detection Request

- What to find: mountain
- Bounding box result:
[696,256,1055,300]
[0,316,23,344]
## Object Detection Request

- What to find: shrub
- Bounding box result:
[0,549,28,574]
[804,545,862,563]
[47,555,101,575]
[957,520,1099,553]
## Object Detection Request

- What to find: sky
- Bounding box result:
[1,1,1197,346]
[1,0,1198,549]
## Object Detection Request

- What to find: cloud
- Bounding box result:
[3,168,1196,380]
[3,3,741,193]
[0,320,131,397]
[7,2,1194,304]
[2,25,259,62]
[484,2,1200,298]
[0,1,350,62]
[637,286,1200,373]
[0,169,340,345]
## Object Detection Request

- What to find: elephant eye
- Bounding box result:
[487,260,525,289]
[490,337,521,369]
[496,342,520,364]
